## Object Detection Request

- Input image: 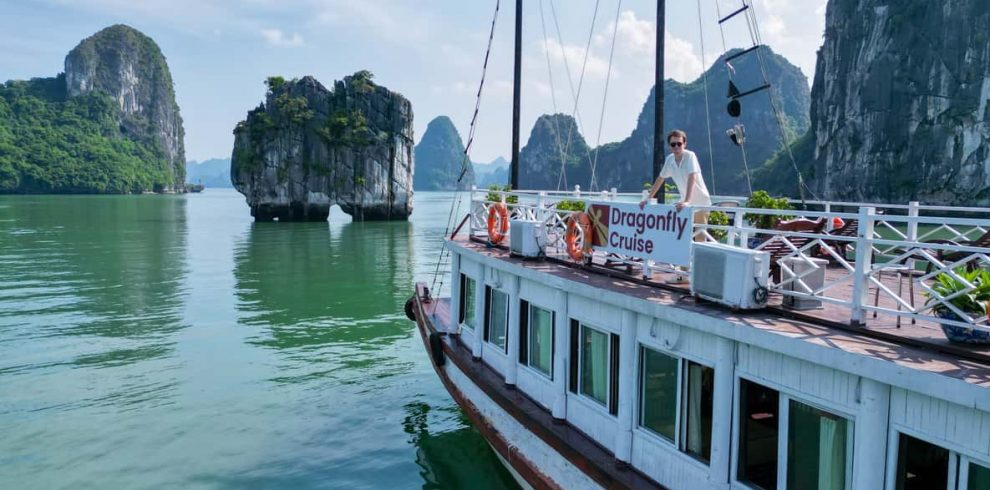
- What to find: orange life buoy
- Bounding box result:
[565,212,592,261]
[487,203,509,244]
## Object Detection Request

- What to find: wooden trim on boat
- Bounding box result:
[411,283,665,490]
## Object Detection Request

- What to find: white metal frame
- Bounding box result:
[469,186,990,334]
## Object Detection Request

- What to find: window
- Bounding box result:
[638,349,715,462]
[969,461,990,490]
[787,400,848,490]
[738,380,780,489]
[684,361,714,462]
[641,348,678,441]
[520,301,553,377]
[736,380,853,490]
[459,274,477,328]
[484,287,508,352]
[569,322,618,413]
[581,325,610,406]
[896,434,949,490]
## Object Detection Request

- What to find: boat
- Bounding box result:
[408,1,990,489]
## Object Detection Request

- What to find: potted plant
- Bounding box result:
[924,267,990,344]
[743,190,793,248]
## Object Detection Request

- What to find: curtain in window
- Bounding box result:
[530,307,553,376]
[464,279,476,328]
[687,363,703,454]
[817,415,845,490]
[489,291,508,351]
[581,327,609,405]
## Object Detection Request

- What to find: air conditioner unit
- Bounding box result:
[691,242,770,310]
[509,219,544,258]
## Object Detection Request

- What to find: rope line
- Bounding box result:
[588,0,623,193]
[697,0,717,195]
[431,0,501,294]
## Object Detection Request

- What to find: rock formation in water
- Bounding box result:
[65,25,185,189]
[231,72,413,221]
[413,116,473,190]
[518,46,810,194]
[799,0,990,205]
[0,24,185,193]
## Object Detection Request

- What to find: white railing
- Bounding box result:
[467,186,990,337]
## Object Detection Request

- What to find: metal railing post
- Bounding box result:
[824,202,833,231]
[736,211,748,249]
[851,207,876,325]
[907,201,919,273]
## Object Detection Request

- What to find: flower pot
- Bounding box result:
[935,310,990,344]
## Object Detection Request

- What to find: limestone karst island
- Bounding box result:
[4,2,990,490]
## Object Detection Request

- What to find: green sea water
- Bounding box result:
[0,189,518,490]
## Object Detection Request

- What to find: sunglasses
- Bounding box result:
[669,141,683,148]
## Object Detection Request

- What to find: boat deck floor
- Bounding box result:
[454,236,990,387]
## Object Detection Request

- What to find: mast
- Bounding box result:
[653,0,665,203]
[510,0,523,190]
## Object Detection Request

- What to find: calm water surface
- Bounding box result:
[0,190,517,490]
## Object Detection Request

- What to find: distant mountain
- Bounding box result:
[186,158,232,188]
[0,24,185,193]
[414,116,474,191]
[518,45,811,195]
[473,156,509,188]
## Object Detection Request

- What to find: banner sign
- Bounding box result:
[587,201,694,266]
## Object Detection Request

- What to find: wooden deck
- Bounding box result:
[456,236,990,386]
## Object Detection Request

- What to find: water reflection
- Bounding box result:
[233,220,414,350]
[403,401,520,490]
[0,194,187,378]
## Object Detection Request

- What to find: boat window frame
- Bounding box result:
[959,455,990,490]
[459,273,478,330]
[637,344,682,445]
[886,427,990,490]
[576,321,613,412]
[634,344,717,467]
[730,374,856,490]
[520,300,554,380]
[484,286,509,354]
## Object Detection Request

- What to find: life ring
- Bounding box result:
[429,332,446,366]
[565,212,592,261]
[487,203,509,244]
[404,297,417,321]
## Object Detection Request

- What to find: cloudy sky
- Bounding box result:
[0,0,827,163]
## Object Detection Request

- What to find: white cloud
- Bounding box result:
[260,29,304,47]
[542,38,609,79]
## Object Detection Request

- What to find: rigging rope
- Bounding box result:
[713,0,818,204]
[696,0,717,195]
[431,0,501,294]
[588,0,623,193]
[743,0,817,204]
[547,0,602,191]
[538,0,570,191]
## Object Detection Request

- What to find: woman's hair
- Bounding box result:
[667,129,687,143]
